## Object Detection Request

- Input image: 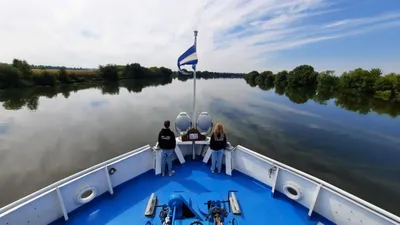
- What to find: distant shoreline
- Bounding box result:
[0,59,244,90]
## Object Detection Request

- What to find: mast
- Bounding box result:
[192,30,198,128]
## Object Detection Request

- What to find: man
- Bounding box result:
[158,120,176,176]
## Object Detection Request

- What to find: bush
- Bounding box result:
[33,71,57,86]
[58,67,71,84]
[0,63,22,88]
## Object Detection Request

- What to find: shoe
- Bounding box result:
[169,170,175,176]
[218,170,221,173]
[162,173,165,176]
[211,170,215,173]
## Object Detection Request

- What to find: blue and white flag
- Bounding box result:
[177,44,198,75]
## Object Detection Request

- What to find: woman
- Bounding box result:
[209,123,227,173]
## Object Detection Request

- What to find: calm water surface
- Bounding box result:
[0,78,399,215]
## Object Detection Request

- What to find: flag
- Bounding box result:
[177,44,198,75]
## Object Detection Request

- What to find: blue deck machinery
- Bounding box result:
[144,190,241,225]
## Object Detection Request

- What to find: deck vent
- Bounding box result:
[145,193,157,217]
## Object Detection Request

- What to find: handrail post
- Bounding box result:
[104,166,114,195]
[56,187,68,221]
[271,167,280,196]
[308,184,322,217]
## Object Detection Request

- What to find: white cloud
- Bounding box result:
[0,0,399,73]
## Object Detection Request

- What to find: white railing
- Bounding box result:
[235,145,400,225]
[0,145,152,224]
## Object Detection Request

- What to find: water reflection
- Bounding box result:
[0,78,399,216]
[0,77,173,111]
[246,80,400,118]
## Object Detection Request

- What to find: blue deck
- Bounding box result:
[51,160,334,225]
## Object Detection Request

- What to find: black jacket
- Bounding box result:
[209,133,227,150]
[158,128,176,149]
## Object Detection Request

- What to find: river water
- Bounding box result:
[0,78,399,216]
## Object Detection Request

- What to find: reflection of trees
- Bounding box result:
[284,86,316,104]
[101,82,120,95]
[0,77,174,111]
[275,85,285,96]
[334,93,371,115]
[121,77,173,93]
[177,76,190,82]
[313,89,335,105]
[246,82,400,118]
[26,97,39,110]
[244,78,257,87]
[258,83,274,91]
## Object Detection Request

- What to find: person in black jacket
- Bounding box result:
[209,123,227,173]
[158,120,176,176]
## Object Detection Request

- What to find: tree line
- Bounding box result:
[244,65,400,117]
[0,59,244,90]
[0,59,175,89]
[244,65,400,102]
[30,65,92,70]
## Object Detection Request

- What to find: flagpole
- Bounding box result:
[192,30,198,129]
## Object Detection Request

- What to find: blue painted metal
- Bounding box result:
[50,161,335,225]
[172,206,176,225]
[168,194,183,220]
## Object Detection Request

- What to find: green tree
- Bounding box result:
[160,67,173,77]
[58,67,71,84]
[123,63,144,78]
[244,71,259,83]
[0,63,22,88]
[374,73,400,100]
[99,64,119,81]
[370,68,382,77]
[274,70,288,87]
[317,70,339,91]
[287,65,318,87]
[12,59,32,80]
[255,72,266,85]
[264,71,275,86]
[339,68,379,95]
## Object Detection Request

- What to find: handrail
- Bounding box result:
[236,145,400,223]
[0,145,151,215]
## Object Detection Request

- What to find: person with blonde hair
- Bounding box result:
[209,123,227,173]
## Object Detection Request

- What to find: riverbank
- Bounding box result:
[0,59,244,90]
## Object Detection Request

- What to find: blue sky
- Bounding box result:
[0,0,399,74]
